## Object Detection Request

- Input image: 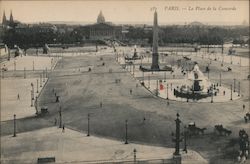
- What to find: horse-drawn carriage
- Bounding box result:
[187,122,207,136]
[37,106,49,116]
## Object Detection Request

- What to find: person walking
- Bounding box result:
[143,117,146,124]
[62,124,65,133]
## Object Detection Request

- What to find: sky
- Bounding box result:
[0,0,249,25]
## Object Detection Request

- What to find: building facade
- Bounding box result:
[84,23,122,40]
[76,11,122,41]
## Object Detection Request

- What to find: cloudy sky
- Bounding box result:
[0,0,249,25]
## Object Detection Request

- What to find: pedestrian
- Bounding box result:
[17,93,20,100]
[244,116,248,123]
[130,89,132,95]
[54,118,57,126]
[62,124,65,133]
[223,90,225,96]
[243,104,245,111]
[143,117,146,124]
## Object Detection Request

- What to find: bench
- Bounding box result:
[37,157,55,163]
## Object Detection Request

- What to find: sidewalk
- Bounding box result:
[1,55,58,71]
[1,78,48,121]
[1,127,208,164]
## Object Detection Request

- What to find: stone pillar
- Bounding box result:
[173,113,182,164]
[151,11,159,70]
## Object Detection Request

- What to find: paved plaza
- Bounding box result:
[1,46,249,163]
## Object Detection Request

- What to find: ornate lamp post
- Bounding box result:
[230,84,233,100]
[40,74,42,87]
[36,79,39,93]
[142,71,144,83]
[33,60,34,71]
[183,126,187,153]
[133,64,135,76]
[174,113,181,156]
[211,87,213,103]
[125,120,128,144]
[59,106,62,128]
[43,70,45,82]
[167,84,169,100]
[24,67,26,79]
[13,114,16,137]
[238,81,240,97]
[231,55,233,64]
[35,96,38,114]
[30,90,33,107]
[156,80,159,96]
[233,79,236,92]
[31,83,34,100]
[164,71,166,82]
[87,113,90,136]
[219,72,222,86]
[148,74,150,88]
[207,65,210,79]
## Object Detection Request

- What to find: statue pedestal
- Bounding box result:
[173,154,182,164]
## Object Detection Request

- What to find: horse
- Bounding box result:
[214,125,231,136]
[196,127,207,135]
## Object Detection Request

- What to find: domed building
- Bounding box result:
[77,11,122,40]
[97,11,105,24]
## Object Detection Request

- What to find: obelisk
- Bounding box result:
[151,10,160,70]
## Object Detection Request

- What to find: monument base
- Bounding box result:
[173,154,182,164]
[173,89,212,100]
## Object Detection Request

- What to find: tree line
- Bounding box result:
[1,24,249,49]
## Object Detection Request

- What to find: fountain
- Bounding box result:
[174,63,213,100]
[125,45,142,60]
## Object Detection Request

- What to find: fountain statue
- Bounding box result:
[43,44,50,54]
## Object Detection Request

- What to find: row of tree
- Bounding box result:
[126,25,249,45]
[1,24,249,48]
